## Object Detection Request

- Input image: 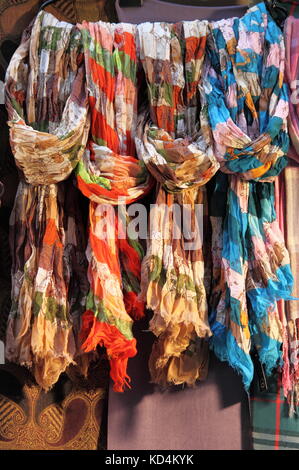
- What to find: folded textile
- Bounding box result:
[5,11,90,389]
[136,20,219,387]
[251,373,295,450]
[204,1,293,390]
[77,21,153,392]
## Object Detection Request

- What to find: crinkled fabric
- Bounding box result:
[204,2,293,390]
[77,21,153,392]
[279,15,299,412]
[285,15,299,164]
[136,21,219,387]
[5,11,90,390]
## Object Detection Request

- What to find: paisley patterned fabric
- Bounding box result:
[0,362,108,450]
[77,21,153,392]
[5,11,90,390]
[204,2,293,390]
[136,21,219,387]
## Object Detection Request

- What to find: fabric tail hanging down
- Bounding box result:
[4,11,90,390]
[135,20,219,387]
[76,21,153,392]
[282,14,299,412]
[203,1,294,391]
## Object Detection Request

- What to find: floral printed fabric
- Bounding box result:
[204,2,293,390]
[136,21,219,387]
[77,21,153,392]
[5,11,90,390]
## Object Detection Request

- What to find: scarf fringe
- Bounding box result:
[6,313,76,390]
[148,322,205,387]
[210,329,254,390]
[80,310,137,392]
[149,334,209,388]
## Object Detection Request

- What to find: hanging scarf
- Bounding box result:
[285,15,299,164]
[280,15,299,412]
[204,2,293,390]
[136,21,219,387]
[77,21,153,392]
[5,11,90,390]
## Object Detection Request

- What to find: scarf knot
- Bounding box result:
[136,118,219,195]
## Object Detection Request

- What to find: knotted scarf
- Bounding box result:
[136,21,219,387]
[5,11,90,389]
[77,21,153,392]
[204,2,293,390]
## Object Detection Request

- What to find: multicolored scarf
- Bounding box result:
[77,21,153,392]
[285,15,299,164]
[204,2,293,390]
[281,15,299,411]
[136,21,219,387]
[5,11,90,390]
